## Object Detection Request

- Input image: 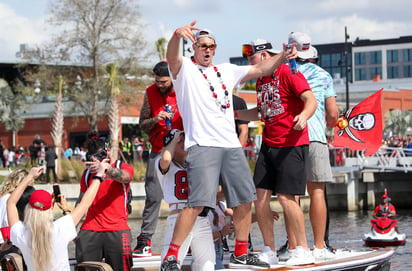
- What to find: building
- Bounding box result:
[230,35,412,117]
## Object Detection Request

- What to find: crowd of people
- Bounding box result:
[0,21,406,271]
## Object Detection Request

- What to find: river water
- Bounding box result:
[69,209,411,270]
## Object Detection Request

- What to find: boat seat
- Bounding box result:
[0,253,24,271]
[75,261,113,271]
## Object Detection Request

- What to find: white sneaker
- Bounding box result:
[257,246,278,265]
[278,248,294,262]
[312,247,336,261]
[285,246,315,266]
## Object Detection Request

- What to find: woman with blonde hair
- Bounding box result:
[7,163,107,271]
[0,168,31,242]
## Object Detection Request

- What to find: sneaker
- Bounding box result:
[160,255,181,271]
[312,247,336,261]
[278,248,294,262]
[285,246,315,266]
[229,253,270,269]
[257,246,278,265]
[277,240,288,255]
[132,235,152,257]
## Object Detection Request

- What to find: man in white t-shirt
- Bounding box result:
[161,20,297,270]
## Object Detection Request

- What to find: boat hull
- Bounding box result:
[130,249,395,271]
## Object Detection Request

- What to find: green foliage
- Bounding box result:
[384,110,412,138]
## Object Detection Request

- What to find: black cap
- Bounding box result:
[163,129,180,147]
[153,61,169,77]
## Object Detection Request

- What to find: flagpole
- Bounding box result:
[345,26,350,111]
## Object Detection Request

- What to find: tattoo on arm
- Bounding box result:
[139,94,157,132]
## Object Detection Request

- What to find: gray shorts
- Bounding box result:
[306,141,333,183]
[186,145,256,209]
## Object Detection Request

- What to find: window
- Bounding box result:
[387,50,399,63]
[370,67,382,79]
[355,52,366,65]
[370,51,382,64]
[403,65,412,77]
[387,66,399,78]
[320,54,331,67]
[403,49,412,62]
[355,68,367,80]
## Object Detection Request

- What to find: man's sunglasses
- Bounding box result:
[196,43,217,51]
[242,43,273,58]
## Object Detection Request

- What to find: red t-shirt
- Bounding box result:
[80,162,134,231]
[257,64,311,147]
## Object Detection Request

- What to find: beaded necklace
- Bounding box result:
[192,57,230,109]
[256,73,276,121]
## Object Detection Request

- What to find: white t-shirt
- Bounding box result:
[0,194,11,244]
[10,214,77,271]
[155,157,188,204]
[172,57,250,149]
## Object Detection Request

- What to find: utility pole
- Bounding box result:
[344,26,350,111]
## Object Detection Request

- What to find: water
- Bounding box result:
[69,209,412,270]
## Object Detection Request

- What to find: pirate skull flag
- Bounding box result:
[332,89,383,156]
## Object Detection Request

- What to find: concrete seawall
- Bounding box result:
[3,168,412,218]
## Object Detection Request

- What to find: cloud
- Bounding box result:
[0,3,49,61]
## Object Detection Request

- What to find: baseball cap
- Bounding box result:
[242,39,280,58]
[29,189,52,211]
[288,32,317,60]
[195,29,215,41]
[163,129,180,147]
[153,61,170,77]
[382,194,388,199]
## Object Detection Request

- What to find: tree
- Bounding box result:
[44,0,149,132]
[384,109,412,138]
[104,63,122,160]
[0,79,25,134]
[51,76,65,178]
[155,37,167,60]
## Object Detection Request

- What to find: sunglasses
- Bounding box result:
[242,43,273,57]
[196,43,217,51]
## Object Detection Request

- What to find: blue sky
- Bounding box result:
[1,0,411,65]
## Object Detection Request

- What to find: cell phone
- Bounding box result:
[53,184,61,203]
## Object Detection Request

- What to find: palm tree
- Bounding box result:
[384,109,412,138]
[104,63,122,160]
[155,38,167,60]
[51,76,65,178]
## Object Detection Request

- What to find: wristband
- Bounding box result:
[234,110,238,120]
[62,210,71,215]
[92,175,104,183]
[174,29,179,38]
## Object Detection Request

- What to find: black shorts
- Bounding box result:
[253,143,308,195]
[76,229,133,271]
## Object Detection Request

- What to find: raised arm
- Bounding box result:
[7,167,43,227]
[159,131,184,173]
[70,158,109,225]
[241,43,297,84]
[167,20,199,79]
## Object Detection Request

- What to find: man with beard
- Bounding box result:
[160,21,297,270]
[133,61,184,257]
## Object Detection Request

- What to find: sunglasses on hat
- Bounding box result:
[242,43,273,58]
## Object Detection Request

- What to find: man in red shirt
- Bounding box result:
[76,132,134,271]
[133,61,184,257]
[237,39,317,266]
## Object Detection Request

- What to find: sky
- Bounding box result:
[0,0,411,65]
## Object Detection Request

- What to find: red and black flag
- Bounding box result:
[332,89,383,156]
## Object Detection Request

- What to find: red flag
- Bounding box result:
[332,89,383,156]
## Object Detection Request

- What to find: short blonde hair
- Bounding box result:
[0,169,29,197]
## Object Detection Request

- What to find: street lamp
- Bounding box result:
[34,79,41,94]
[75,75,82,90]
[344,26,350,111]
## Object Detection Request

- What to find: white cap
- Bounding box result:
[288,32,317,60]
